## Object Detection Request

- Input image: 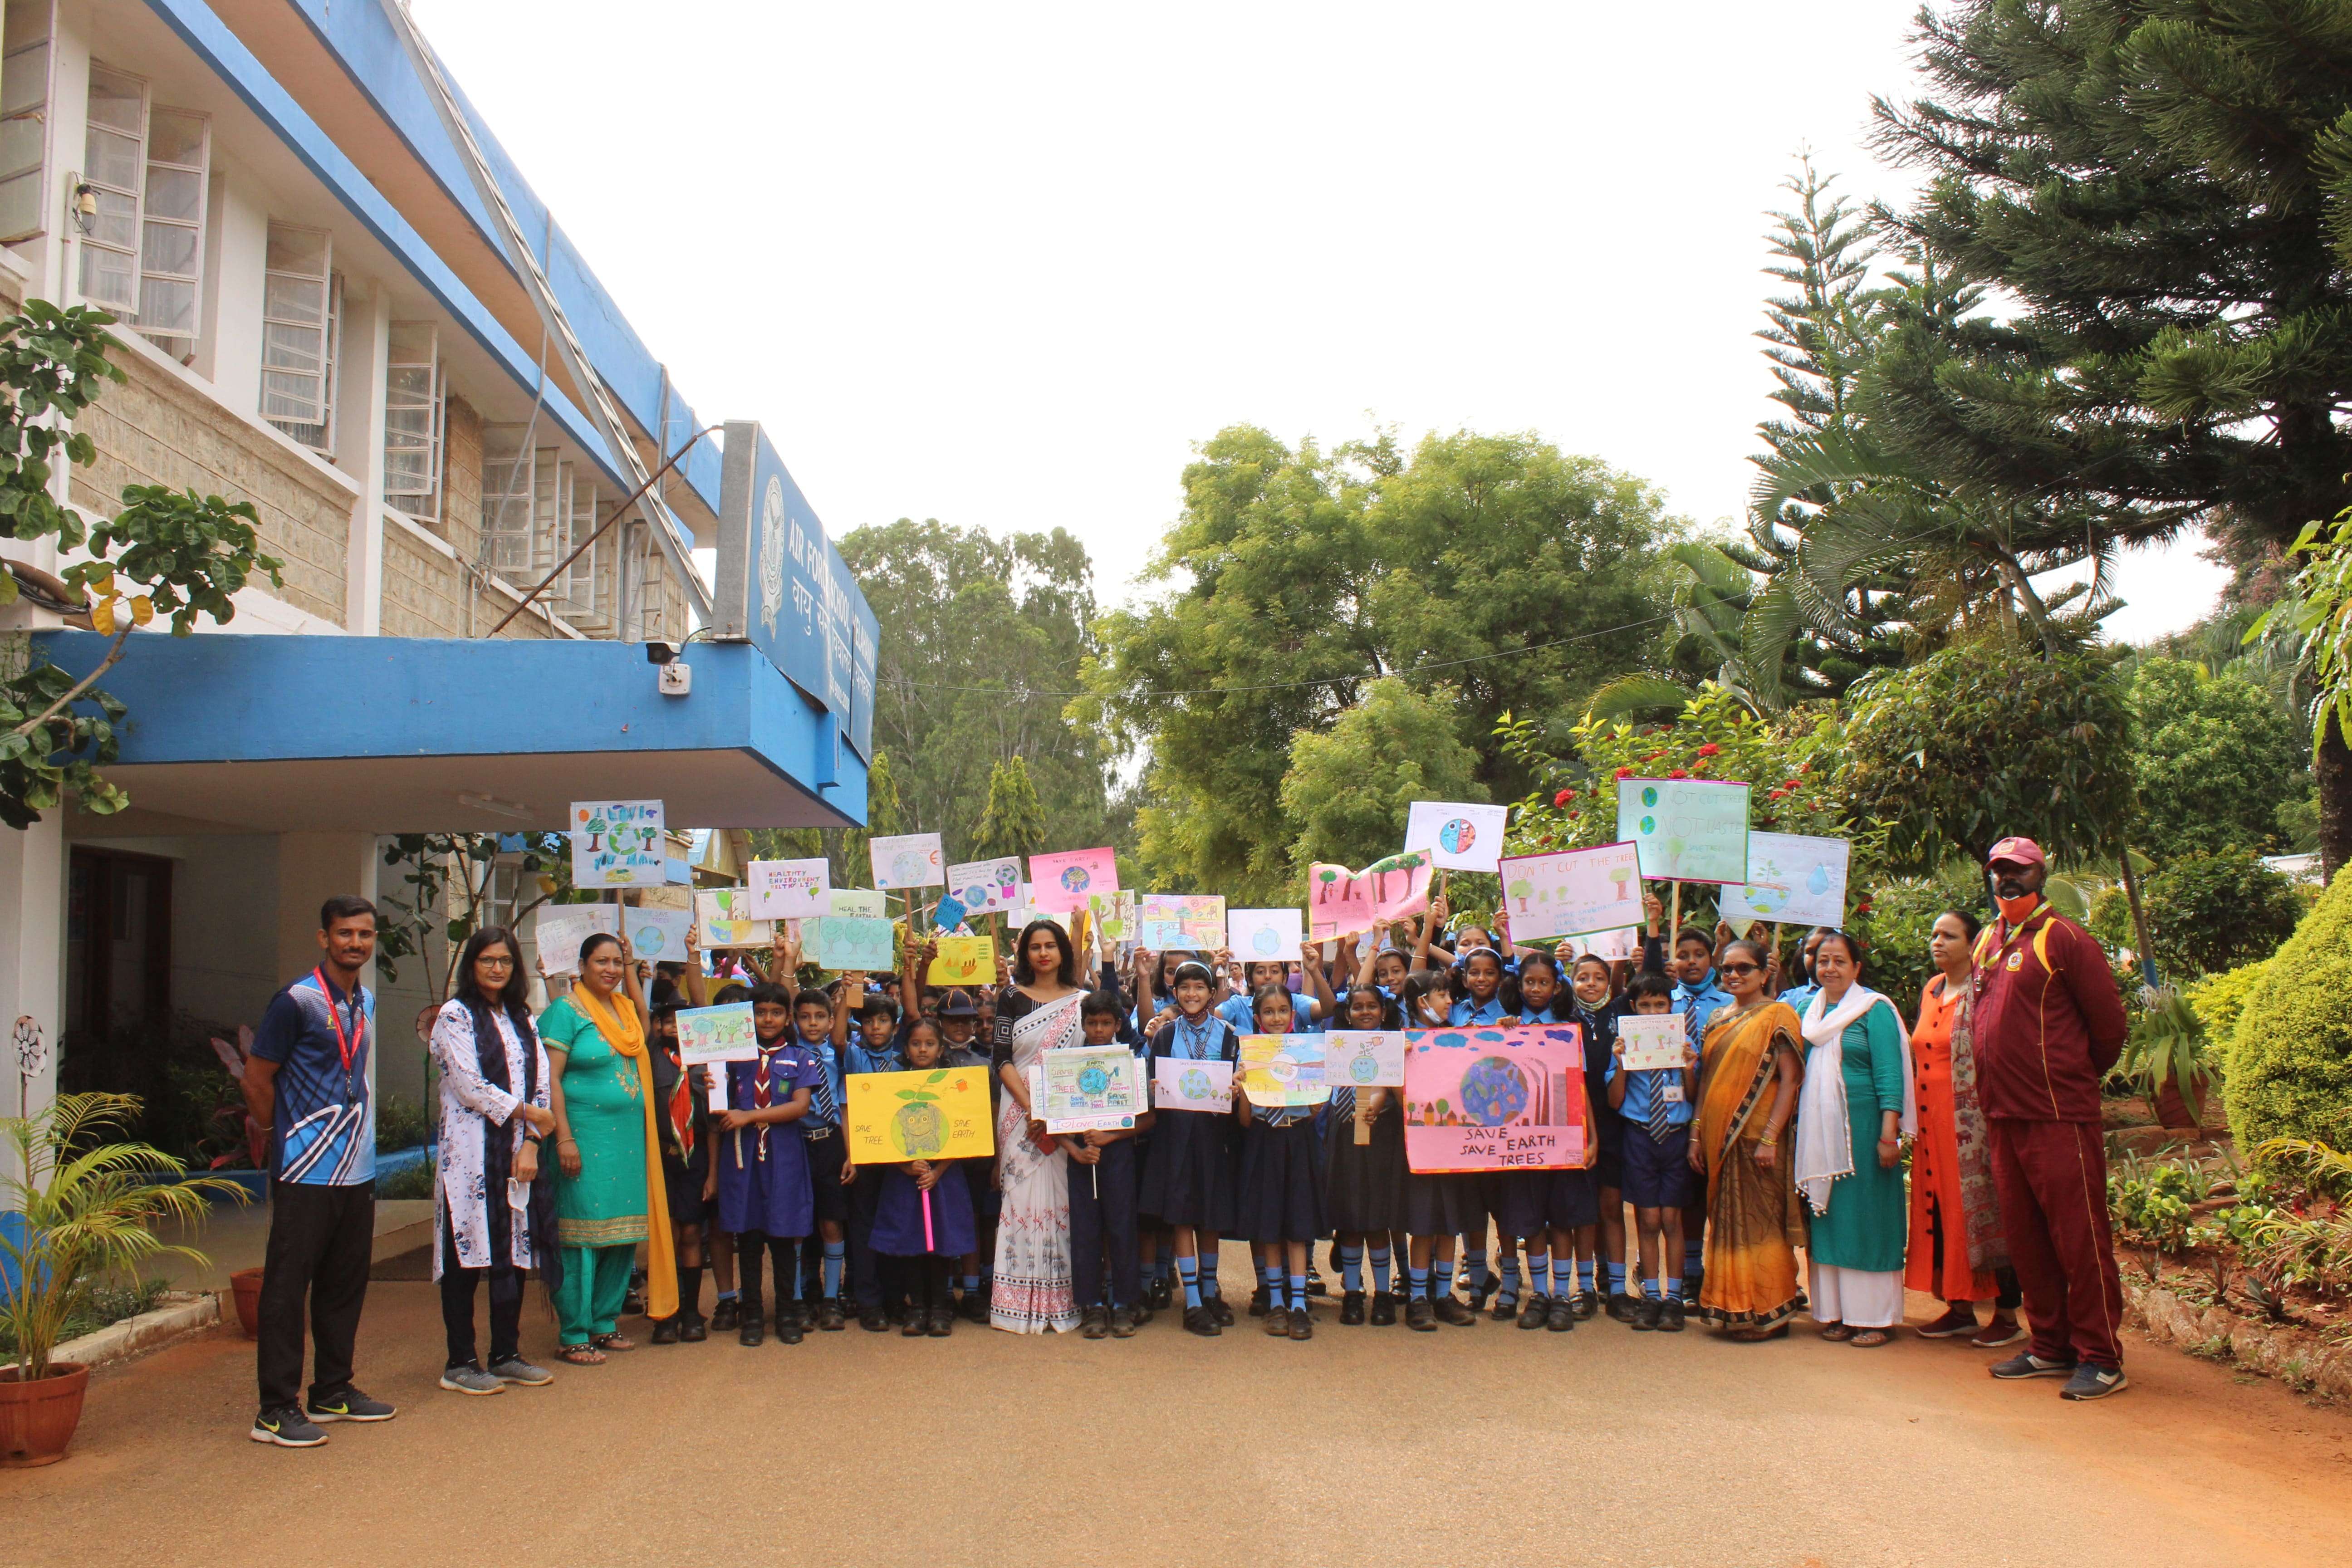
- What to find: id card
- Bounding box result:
[1661,1079,1684,1104]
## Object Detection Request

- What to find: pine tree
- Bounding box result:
[1869,0,2352,867]
[971,755,1047,861]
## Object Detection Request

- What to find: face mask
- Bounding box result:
[1996,890,2042,925]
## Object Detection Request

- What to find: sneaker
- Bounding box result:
[650,1316,681,1346]
[1289,1307,1313,1341]
[926,1308,954,1338]
[1606,1291,1637,1324]
[250,1404,327,1447]
[488,1356,553,1387]
[1183,1304,1221,1337]
[1989,1351,2076,1380]
[1970,1317,2028,1349]
[1917,1304,1979,1340]
[2059,1363,2129,1401]
[1406,1296,1436,1332]
[438,1364,505,1396]
[1631,1297,1661,1332]
[1435,1294,1477,1328]
[1082,1305,1111,1340]
[1659,1298,1687,1333]
[1340,1290,1367,1326]
[1108,1305,1138,1338]
[1369,1290,1399,1327]
[1207,1294,1235,1328]
[1249,1285,1270,1318]
[1261,1301,1291,1337]
[1518,1294,1550,1330]
[1547,1298,1577,1333]
[710,1296,742,1332]
[679,1316,709,1344]
[1571,1288,1599,1321]
[307,1387,395,1423]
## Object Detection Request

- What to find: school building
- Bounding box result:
[0,0,877,1119]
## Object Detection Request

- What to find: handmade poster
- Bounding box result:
[927,935,996,986]
[747,857,830,920]
[868,832,945,891]
[1034,1045,1147,1133]
[1087,888,1137,943]
[534,904,617,975]
[570,799,665,887]
[1497,841,1644,943]
[1027,847,1119,913]
[1002,886,1065,934]
[1323,1029,1409,1088]
[828,888,887,919]
[1401,1024,1592,1173]
[846,1067,995,1164]
[1405,801,1510,874]
[1239,1033,1330,1109]
[1305,849,1434,943]
[1138,893,1225,950]
[1616,1013,1689,1073]
[1616,778,1751,885]
[931,894,970,934]
[1227,906,1304,961]
[694,888,773,948]
[944,857,1024,915]
[810,915,895,971]
[623,906,692,963]
[1716,831,1850,928]
[1151,1055,1235,1114]
[675,1002,759,1066]
[1556,924,1641,962]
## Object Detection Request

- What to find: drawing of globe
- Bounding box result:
[893,1101,946,1157]
[635,927,668,957]
[1264,1057,1297,1084]
[1179,1067,1214,1101]
[1640,815,1656,834]
[1250,927,1281,956]
[1439,818,1475,854]
[1078,1063,1110,1096]
[1641,785,1659,807]
[891,851,928,885]
[957,883,988,908]
[1060,865,1091,894]
[1458,1056,1529,1127]
[1348,1054,1380,1084]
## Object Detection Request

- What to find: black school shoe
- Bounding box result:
[1631,1296,1661,1332]
[1606,1291,1637,1324]
[900,1311,926,1338]
[1306,1273,1328,1296]
[1148,1274,1174,1311]
[679,1314,709,1343]
[777,1309,804,1346]
[1289,1307,1313,1341]
[1261,1302,1291,1337]
[1249,1285,1270,1318]
[1572,1289,1600,1321]
[1108,1305,1138,1338]
[815,1298,846,1332]
[710,1296,742,1332]
[1183,1304,1222,1337]
[859,1307,888,1333]
[1517,1294,1550,1330]
[1435,1294,1477,1327]
[1207,1294,1235,1328]
[650,1315,681,1345]
[1547,1298,1577,1333]
[1369,1290,1399,1327]
[1489,1294,1519,1323]
[1406,1296,1437,1331]
[1082,1305,1111,1340]
[927,1307,954,1338]
[959,1289,989,1324]
[738,1316,765,1348]
[1659,1298,1687,1333]
[1340,1290,1367,1326]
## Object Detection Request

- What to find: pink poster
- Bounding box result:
[1304,849,1435,942]
[1401,1024,1590,1173]
[1026,847,1119,913]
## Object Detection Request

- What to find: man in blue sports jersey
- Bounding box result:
[242,896,397,1447]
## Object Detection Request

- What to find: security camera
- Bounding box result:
[644,640,678,665]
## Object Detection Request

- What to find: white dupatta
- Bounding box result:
[1793,985,1918,1217]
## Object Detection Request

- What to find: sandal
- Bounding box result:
[1728,1326,1779,1342]
[593,1333,636,1352]
[1850,1328,1891,1348]
[1818,1323,1854,1342]
[556,1344,607,1366]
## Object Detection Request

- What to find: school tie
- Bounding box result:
[1646,1068,1674,1145]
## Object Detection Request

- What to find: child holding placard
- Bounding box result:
[834,975,906,1333]
[714,983,823,1347]
[1609,972,1701,1333]
[1487,950,1597,1332]
[1139,960,1240,1337]
[1399,970,1480,1331]
[1065,991,1152,1339]
[646,970,714,1345]
[868,1018,973,1338]
[1323,977,1409,1327]
[1236,985,1325,1342]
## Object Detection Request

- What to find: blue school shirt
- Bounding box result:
[1672,972,1732,1039]
[1605,1010,1700,1127]
[1448,995,1508,1026]
[797,1030,843,1127]
[845,1035,901,1077]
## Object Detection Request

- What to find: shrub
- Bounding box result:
[2185,960,2272,1057]
[374,1093,432,1153]
[2139,848,2301,979]
[2225,872,2352,1150]
[1848,877,1949,1009]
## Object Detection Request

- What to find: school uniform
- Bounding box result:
[648,1034,711,1231]
[1609,1009,1702,1209]
[1420,996,1505,1239]
[715,1039,823,1239]
[1235,1041,1326,1245]
[1066,1128,1142,1312]
[870,1157,978,1259]
[799,1033,852,1229]
[1138,1014,1240,1232]
[1496,1000,1601,1237]
[1322,1077,1409,1235]
[1572,1000,1627,1193]
[844,1034,902,1317]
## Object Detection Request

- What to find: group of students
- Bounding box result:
[596,887,1804,1349]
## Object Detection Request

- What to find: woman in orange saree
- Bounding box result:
[1686,939,1807,1340]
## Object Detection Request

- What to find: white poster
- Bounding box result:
[828,888,887,919]
[694,888,773,948]
[1617,1013,1689,1073]
[944,857,1024,914]
[1404,801,1509,874]
[533,904,617,975]
[1716,832,1851,929]
[1497,841,1644,943]
[868,832,945,891]
[569,799,665,887]
[1323,1029,1409,1089]
[1151,1056,1235,1113]
[1226,906,1304,963]
[748,857,831,920]
[623,906,693,964]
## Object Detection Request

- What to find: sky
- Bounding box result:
[410,0,2231,647]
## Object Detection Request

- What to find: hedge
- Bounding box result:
[2224,871,2352,1150]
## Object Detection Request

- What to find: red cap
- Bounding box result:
[1986,836,2046,869]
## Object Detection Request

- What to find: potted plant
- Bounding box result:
[0,1092,242,1465]
[2122,988,2212,1132]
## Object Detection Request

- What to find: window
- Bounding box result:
[631,528,668,642]
[533,448,572,584]
[75,66,208,357]
[0,2,53,243]
[478,427,534,580]
[562,476,607,629]
[261,222,336,451]
[383,321,440,514]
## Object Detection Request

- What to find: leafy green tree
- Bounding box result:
[970,754,1047,861]
[1871,0,2352,863]
[2127,658,2306,858]
[1279,678,1485,872]
[2091,848,2300,979]
[838,749,900,889]
[1838,642,2136,872]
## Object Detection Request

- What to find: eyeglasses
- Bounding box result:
[476,954,515,969]
[1718,962,1762,977]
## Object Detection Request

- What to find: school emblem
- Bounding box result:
[2006,951,2024,971]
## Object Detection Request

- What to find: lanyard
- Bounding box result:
[313,968,364,1098]
[1976,901,2050,995]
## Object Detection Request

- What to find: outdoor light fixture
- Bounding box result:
[457,790,533,820]
[68,179,96,235]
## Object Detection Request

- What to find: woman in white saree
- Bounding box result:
[988,920,1088,1334]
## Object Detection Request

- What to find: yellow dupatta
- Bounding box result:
[570,981,678,1319]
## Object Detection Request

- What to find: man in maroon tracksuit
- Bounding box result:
[1970,836,2132,1400]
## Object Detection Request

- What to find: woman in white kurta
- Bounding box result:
[430,928,558,1392]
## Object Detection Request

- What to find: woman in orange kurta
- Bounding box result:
[1906,910,2023,1348]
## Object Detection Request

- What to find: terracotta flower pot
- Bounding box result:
[0,1362,89,1467]
[230,1267,265,1339]
[2153,1077,2206,1131]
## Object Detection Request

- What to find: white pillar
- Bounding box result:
[335,280,390,636]
[0,815,66,1172]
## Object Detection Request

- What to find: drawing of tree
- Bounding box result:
[1316,867,1340,904]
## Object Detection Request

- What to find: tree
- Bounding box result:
[1082,425,1672,900]
[836,749,901,889]
[1838,642,2137,872]
[2225,867,2352,1151]
[2126,658,2306,859]
[2090,847,2301,979]
[0,303,282,827]
[839,519,1116,862]
[1279,678,1485,872]
[1870,0,2352,863]
[970,754,1047,861]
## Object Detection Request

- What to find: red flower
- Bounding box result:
[1696,742,1721,758]
[1614,766,1633,779]
[1668,768,1688,779]
[1554,788,1575,807]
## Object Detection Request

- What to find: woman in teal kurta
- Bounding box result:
[539,930,657,1362]
[1790,931,1915,1346]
